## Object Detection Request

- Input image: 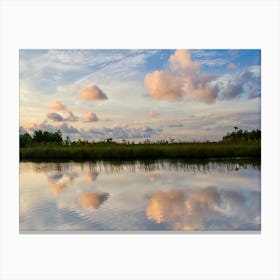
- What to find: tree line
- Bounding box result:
[20,130,63,147]
[20,127,261,148]
[221,128,261,143]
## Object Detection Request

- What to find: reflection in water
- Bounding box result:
[146,187,260,230]
[20,160,260,232]
[147,190,185,223]
[85,171,99,183]
[48,181,68,196]
[78,192,109,211]
[21,159,260,175]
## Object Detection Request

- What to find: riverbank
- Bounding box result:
[20,142,261,161]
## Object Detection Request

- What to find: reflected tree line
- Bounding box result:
[22,159,260,175]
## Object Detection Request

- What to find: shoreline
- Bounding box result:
[20,142,261,161]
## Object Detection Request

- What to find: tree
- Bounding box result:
[20,133,32,147]
[32,130,63,145]
[64,136,71,146]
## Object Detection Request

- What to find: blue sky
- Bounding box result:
[20,49,261,142]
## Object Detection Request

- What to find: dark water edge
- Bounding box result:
[19,157,261,170]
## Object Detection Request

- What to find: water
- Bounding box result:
[19,160,261,232]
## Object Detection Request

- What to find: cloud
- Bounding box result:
[78,84,108,101]
[47,112,78,123]
[148,111,159,118]
[144,49,260,104]
[23,120,162,142]
[46,112,64,122]
[49,100,68,111]
[25,120,80,138]
[215,66,261,100]
[58,123,79,134]
[144,50,218,104]
[169,49,200,73]
[78,192,109,211]
[82,125,162,141]
[64,111,79,122]
[83,112,99,122]
[144,71,184,102]
[146,187,260,231]
[26,120,58,134]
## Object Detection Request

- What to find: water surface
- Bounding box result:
[20,160,261,232]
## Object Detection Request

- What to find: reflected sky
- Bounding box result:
[20,160,260,232]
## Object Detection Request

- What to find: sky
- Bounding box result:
[19,49,261,142]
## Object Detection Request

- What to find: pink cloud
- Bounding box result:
[49,100,68,111]
[144,71,184,102]
[169,49,199,74]
[78,84,108,101]
[83,112,99,122]
[144,49,218,104]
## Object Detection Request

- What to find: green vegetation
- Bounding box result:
[221,128,261,143]
[20,128,261,161]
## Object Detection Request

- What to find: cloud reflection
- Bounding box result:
[78,192,109,211]
[49,181,68,196]
[85,171,99,183]
[146,187,260,230]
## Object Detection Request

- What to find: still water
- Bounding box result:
[20,160,260,232]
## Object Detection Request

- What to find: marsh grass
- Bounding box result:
[20,142,261,161]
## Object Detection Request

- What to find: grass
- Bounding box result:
[20,142,261,161]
